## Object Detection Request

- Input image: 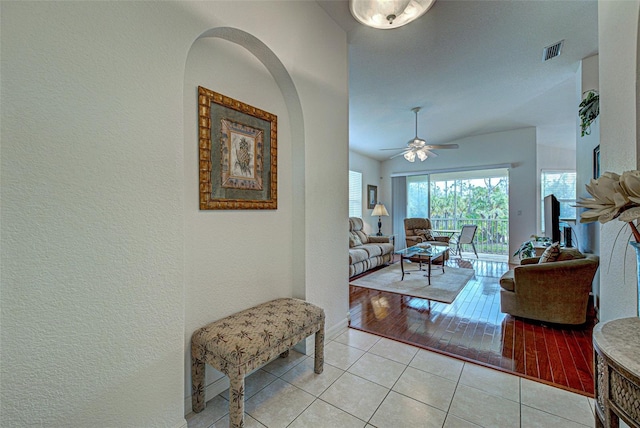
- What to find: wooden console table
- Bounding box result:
[593,317,640,428]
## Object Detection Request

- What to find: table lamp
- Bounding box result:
[371,203,389,236]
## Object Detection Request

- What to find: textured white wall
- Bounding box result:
[1,3,187,426]
[598,0,640,322]
[380,127,537,263]
[573,56,601,310]
[1,1,348,426]
[537,145,576,171]
[575,56,600,256]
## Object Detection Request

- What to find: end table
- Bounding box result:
[593,317,640,428]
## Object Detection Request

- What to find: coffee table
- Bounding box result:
[395,245,448,285]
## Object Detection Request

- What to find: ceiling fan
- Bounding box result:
[381,107,459,162]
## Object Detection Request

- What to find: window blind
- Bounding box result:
[349,170,362,218]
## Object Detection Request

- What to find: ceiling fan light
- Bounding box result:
[417,150,428,161]
[349,0,436,30]
[403,151,416,162]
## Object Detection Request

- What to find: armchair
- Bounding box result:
[403,218,450,261]
[404,218,450,248]
[499,254,599,325]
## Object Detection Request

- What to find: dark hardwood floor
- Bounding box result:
[348,257,596,397]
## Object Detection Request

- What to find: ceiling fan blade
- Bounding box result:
[389,150,410,159]
[379,147,408,151]
[423,149,438,157]
[424,144,459,150]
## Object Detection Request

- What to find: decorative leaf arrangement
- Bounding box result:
[579,90,600,137]
[575,171,640,242]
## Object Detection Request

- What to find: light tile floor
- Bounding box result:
[186,328,595,428]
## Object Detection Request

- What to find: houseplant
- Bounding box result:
[513,239,535,260]
[579,90,600,137]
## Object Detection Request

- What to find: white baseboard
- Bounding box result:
[183,316,349,416]
[327,316,350,341]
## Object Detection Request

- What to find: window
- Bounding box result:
[406,175,430,217]
[541,170,576,232]
[349,170,362,217]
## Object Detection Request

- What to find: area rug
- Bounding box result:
[350,263,475,304]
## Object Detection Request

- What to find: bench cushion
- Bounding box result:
[191,298,324,371]
[191,298,325,426]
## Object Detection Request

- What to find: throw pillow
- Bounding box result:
[415,228,434,241]
[349,233,362,248]
[557,248,586,261]
[539,242,561,263]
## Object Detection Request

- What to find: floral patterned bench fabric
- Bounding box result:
[191,298,325,428]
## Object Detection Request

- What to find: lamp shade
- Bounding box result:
[371,203,389,217]
[349,0,436,30]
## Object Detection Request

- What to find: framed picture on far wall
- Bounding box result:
[367,185,377,209]
[593,145,600,179]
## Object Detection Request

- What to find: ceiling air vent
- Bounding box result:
[542,40,564,62]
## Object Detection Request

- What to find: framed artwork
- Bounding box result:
[198,86,277,209]
[593,145,600,179]
[367,185,377,209]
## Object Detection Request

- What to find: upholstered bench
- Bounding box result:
[191,298,325,428]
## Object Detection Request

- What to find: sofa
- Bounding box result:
[404,218,451,260]
[349,217,394,278]
[499,248,599,325]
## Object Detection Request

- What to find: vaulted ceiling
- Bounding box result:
[317,0,598,161]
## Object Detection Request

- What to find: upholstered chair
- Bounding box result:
[403,218,450,248]
[499,252,599,325]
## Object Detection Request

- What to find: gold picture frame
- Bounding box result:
[198,86,277,209]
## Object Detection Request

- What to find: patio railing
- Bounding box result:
[430,218,509,255]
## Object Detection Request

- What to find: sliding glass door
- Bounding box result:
[406,168,509,256]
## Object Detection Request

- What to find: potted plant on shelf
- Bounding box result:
[513,240,535,260]
[579,90,600,137]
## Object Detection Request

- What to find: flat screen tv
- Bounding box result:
[544,194,561,243]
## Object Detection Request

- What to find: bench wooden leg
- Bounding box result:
[314,325,325,374]
[191,356,206,413]
[229,370,245,428]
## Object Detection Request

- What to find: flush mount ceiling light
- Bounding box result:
[381,107,459,162]
[349,0,436,30]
